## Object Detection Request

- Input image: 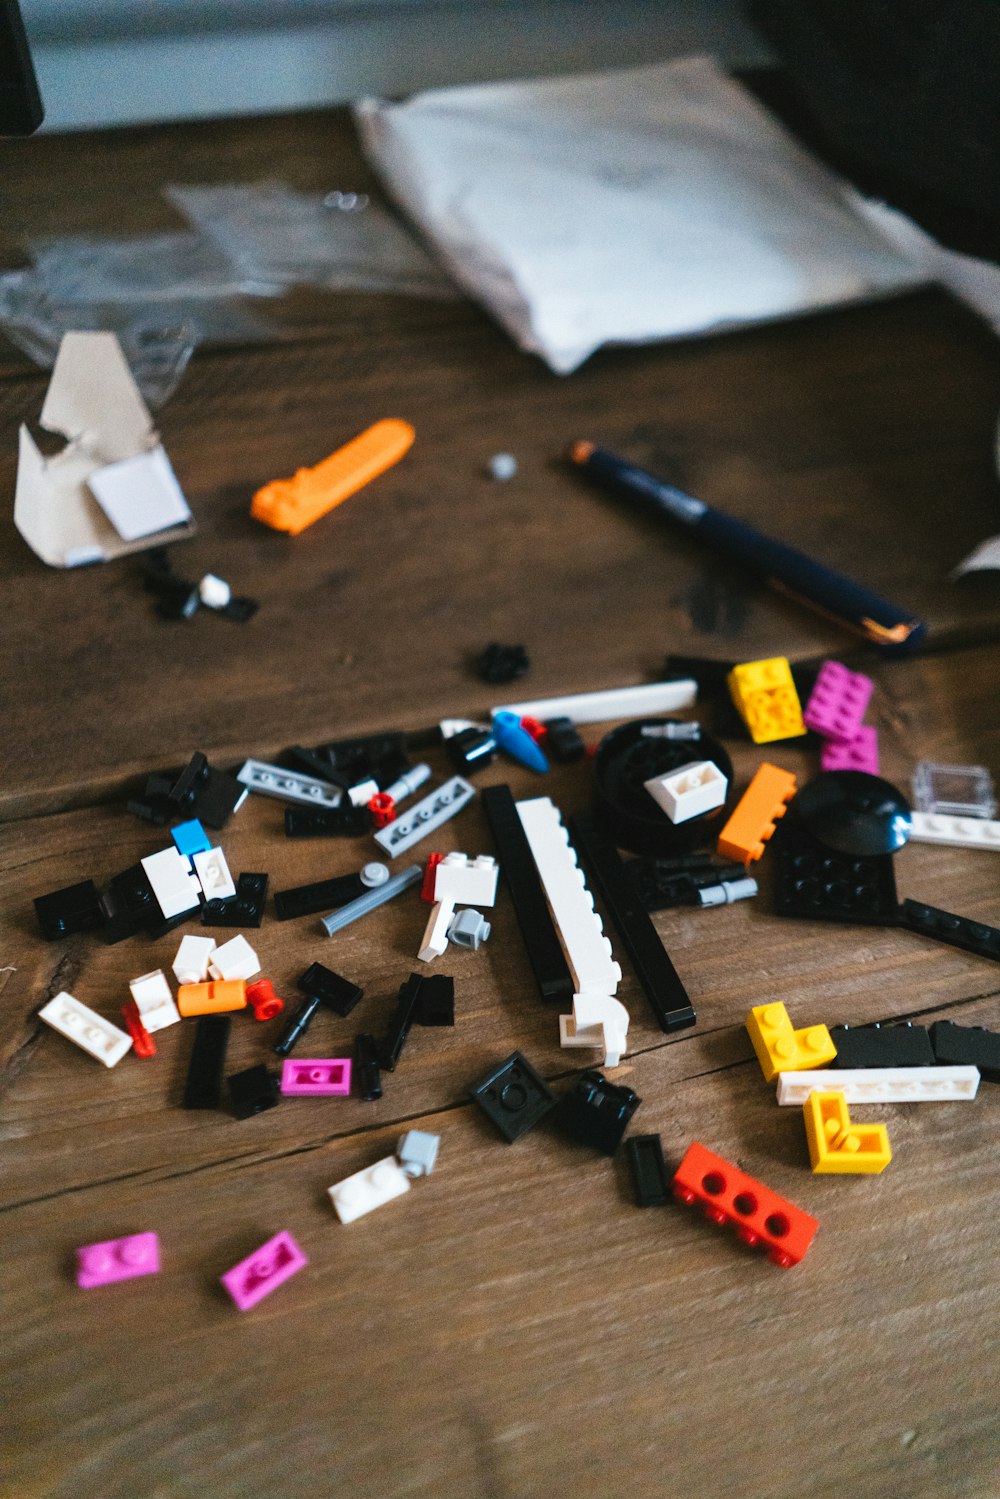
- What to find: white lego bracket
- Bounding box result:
[432,852,499,907]
[515,796,622,998]
[141,847,201,920]
[907,812,1000,851]
[39,991,133,1067]
[328,1156,412,1224]
[192,848,236,902]
[776,1066,981,1105]
[418,900,455,964]
[644,760,727,824]
[559,994,630,1067]
[130,968,182,1031]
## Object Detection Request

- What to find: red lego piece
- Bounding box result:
[672,1141,818,1268]
[121,999,156,1057]
[368,791,396,829]
[421,852,444,903]
[246,979,284,1022]
[520,716,547,745]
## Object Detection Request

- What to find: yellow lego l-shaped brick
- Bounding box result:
[727,657,806,745]
[746,1001,837,1082]
[803,1090,892,1173]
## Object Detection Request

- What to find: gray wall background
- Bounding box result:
[21,0,773,131]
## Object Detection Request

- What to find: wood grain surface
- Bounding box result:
[1,109,999,1499]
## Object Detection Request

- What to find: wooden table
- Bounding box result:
[1,109,999,1499]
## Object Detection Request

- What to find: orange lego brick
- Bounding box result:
[177,979,247,1017]
[746,1001,837,1082]
[727,657,806,745]
[803,1091,891,1173]
[716,762,797,863]
[251,418,415,536]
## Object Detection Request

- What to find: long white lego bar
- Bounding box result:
[776,1066,980,1106]
[515,796,622,999]
[492,678,697,726]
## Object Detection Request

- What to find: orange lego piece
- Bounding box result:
[177,979,247,1017]
[251,418,415,535]
[716,762,797,864]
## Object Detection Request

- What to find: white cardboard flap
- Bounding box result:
[87,447,192,541]
[39,330,154,459]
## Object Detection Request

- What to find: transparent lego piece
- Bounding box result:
[911,762,996,820]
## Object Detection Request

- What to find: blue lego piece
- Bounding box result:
[172,818,211,860]
[492,711,549,773]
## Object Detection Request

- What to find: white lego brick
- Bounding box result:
[129,968,182,1031]
[644,760,727,824]
[493,677,697,726]
[236,758,342,809]
[171,935,216,987]
[192,847,236,902]
[348,778,379,807]
[907,811,1000,851]
[208,934,260,982]
[515,796,622,997]
[432,852,499,907]
[776,1066,981,1106]
[373,776,476,857]
[328,1155,412,1224]
[418,900,455,963]
[141,846,201,919]
[39,991,133,1067]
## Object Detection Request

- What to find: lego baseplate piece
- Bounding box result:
[515,796,622,999]
[802,1091,891,1173]
[776,1065,981,1105]
[237,759,343,809]
[374,776,476,857]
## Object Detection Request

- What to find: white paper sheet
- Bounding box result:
[356,57,928,374]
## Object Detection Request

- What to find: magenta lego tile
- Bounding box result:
[821,725,880,775]
[76,1231,160,1288]
[804,661,874,743]
[280,1058,352,1096]
[220,1230,307,1311]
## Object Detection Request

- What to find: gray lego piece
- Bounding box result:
[447,908,491,949]
[396,1129,440,1178]
[321,864,422,936]
[237,759,342,809]
[373,776,475,857]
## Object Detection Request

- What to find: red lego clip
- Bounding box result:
[421,852,444,903]
[121,999,156,1057]
[673,1141,818,1268]
[368,792,396,829]
[246,979,284,1022]
[520,716,547,745]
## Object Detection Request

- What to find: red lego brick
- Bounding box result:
[672,1141,819,1267]
[121,999,156,1057]
[421,852,444,903]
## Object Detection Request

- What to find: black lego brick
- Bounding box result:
[414,974,455,1027]
[898,900,1000,963]
[202,873,269,928]
[228,1064,281,1119]
[34,880,103,941]
[930,1021,1000,1082]
[830,1022,934,1069]
[481,784,574,1005]
[274,872,365,921]
[468,1051,557,1143]
[626,1134,670,1206]
[354,1032,383,1100]
[182,1016,230,1109]
[555,1069,641,1156]
[284,804,371,838]
[377,973,423,1071]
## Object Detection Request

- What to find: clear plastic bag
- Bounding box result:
[165,180,459,298]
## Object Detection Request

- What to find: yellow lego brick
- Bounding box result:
[803,1091,892,1173]
[746,1001,837,1083]
[727,657,806,744]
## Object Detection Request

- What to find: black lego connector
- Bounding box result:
[543,716,585,764]
[34,880,102,941]
[626,1134,670,1206]
[354,1033,383,1100]
[555,1069,641,1155]
[930,1021,1000,1082]
[183,1016,230,1109]
[228,1064,281,1119]
[274,995,322,1058]
[298,963,363,1017]
[446,726,497,775]
[468,1051,556,1142]
[830,1022,934,1068]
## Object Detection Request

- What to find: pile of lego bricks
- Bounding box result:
[29,663,1000,1303]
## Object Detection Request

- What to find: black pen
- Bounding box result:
[568,442,927,652]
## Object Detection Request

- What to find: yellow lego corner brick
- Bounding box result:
[803,1091,892,1173]
[727,657,806,745]
[746,1002,837,1082]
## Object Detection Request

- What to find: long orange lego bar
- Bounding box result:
[251,418,415,535]
[716,762,797,863]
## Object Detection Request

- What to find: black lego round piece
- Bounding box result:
[593,719,734,856]
[792,770,912,857]
[476,642,529,685]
